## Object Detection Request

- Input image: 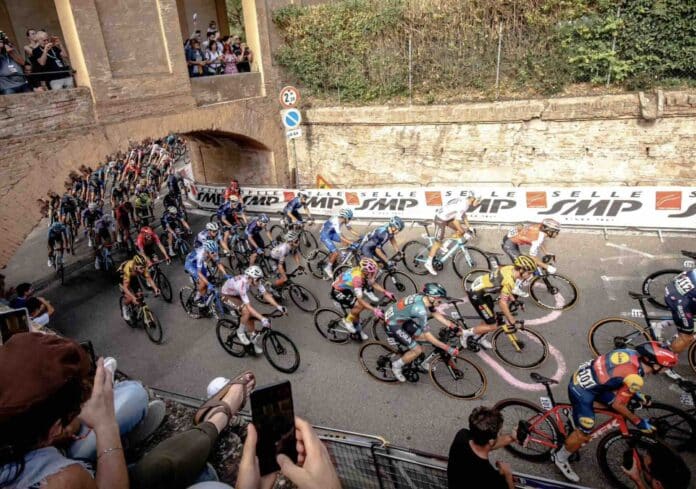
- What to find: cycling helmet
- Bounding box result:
[359,258,378,275]
[388,216,405,231]
[298,191,308,199]
[206,222,219,232]
[88,202,97,211]
[229,194,239,202]
[284,231,299,243]
[258,214,270,224]
[245,265,263,279]
[636,341,678,368]
[339,208,353,220]
[540,218,561,237]
[422,282,448,298]
[204,240,219,255]
[514,255,537,272]
[167,206,178,215]
[132,255,146,267]
[141,226,154,239]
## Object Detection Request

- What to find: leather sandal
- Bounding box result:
[194,370,255,426]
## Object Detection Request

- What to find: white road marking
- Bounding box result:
[605,242,655,258]
[600,275,635,301]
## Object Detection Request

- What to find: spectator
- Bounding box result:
[205,41,223,76]
[184,30,202,59]
[31,30,72,90]
[187,39,206,77]
[0,32,31,95]
[222,44,239,75]
[202,31,222,53]
[23,61,46,91]
[622,443,690,489]
[0,274,11,306]
[207,21,218,37]
[26,296,54,331]
[9,282,33,309]
[447,406,516,489]
[230,35,242,54]
[23,29,39,61]
[236,43,253,73]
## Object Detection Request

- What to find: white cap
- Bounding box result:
[206,376,230,398]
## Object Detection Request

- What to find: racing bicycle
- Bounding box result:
[641,250,695,309]
[270,215,318,256]
[333,252,417,297]
[119,293,164,344]
[251,266,319,313]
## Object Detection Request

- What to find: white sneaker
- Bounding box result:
[251,333,263,354]
[122,305,131,321]
[95,257,101,270]
[323,265,333,278]
[553,456,580,483]
[665,368,683,381]
[341,318,357,334]
[358,330,369,341]
[424,260,437,276]
[391,362,406,382]
[236,328,251,345]
[47,258,53,268]
[460,330,474,348]
[168,248,175,256]
[88,238,93,248]
[478,335,493,350]
[650,321,668,342]
[512,286,529,298]
[365,290,379,302]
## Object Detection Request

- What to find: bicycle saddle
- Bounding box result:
[628,291,651,300]
[681,250,696,260]
[530,372,558,385]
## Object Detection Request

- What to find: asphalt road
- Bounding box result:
[32,211,696,488]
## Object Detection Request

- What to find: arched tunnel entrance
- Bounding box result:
[184,131,275,186]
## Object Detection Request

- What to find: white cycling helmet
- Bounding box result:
[206,222,219,232]
[88,202,97,211]
[284,231,299,242]
[245,265,263,279]
[167,206,178,215]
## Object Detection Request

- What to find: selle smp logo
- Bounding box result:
[667,192,696,218]
[355,198,418,211]
[539,199,641,216]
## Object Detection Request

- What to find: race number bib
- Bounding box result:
[675,273,695,296]
[575,361,597,389]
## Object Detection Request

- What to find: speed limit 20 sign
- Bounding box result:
[279,86,300,108]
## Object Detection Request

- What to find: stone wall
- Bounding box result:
[293,90,696,188]
[190,72,263,106]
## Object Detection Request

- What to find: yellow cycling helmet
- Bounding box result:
[513,255,536,272]
[132,254,146,267]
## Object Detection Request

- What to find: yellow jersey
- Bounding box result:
[471,265,517,299]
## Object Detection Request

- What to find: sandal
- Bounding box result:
[194,370,255,426]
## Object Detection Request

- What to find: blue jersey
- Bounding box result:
[195,230,221,248]
[48,222,67,238]
[364,225,392,249]
[246,218,263,236]
[384,294,430,331]
[161,211,182,228]
[284,197,304,213]
[320,216,347,240]
[81,208,103,224]
[216,201,244,220]
[666,270,696,303]
[167,174,182,194]
[184,247,214,274]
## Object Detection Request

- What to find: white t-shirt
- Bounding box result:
[221,275,266,304]
[435,199,470,221]
[270,242,294,263]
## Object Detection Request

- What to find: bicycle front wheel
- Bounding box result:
[263,331,300,373]
[299,230,318,257]
[289,284,319,313]
[269,225,285,242]
[529,274,578,311]
[429,353,487,399]
[588,318,650,357]
[314,308,350,344]
[307,250,329,279]
[642,269,680,310]
[359,342,399,383]
[401,240,430,276]
[382,271,416,296]
[689,341,696,376]
[216,318,246,357]
[493,399,560,461]
[452,246,490,279]
[462,268,489,292]
[492,327,548,369]
[597,431,658,489]
[637,401,696,452]
[142,306,164,344]
[370,318,389,343]
[156,272,173,303]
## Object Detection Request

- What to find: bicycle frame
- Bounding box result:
[447,299,527,353]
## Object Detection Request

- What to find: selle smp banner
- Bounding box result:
[182,177,696,230]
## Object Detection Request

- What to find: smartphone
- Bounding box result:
[0,308,31,345]
[250,380,298,476]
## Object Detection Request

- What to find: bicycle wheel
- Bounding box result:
[314,308,350,344]
[307,250,329,279]
[642,269,681,310]
[529,273,579,311]
[142,306,164,344]
[359,342,399,383]
[382,271,416,296]
[216,318,247,357]
[597,431,658,489]
[299,230,318,256]
[462,268,489,292]
[689,341,696,376]
[370,318,389,343]
[263,331,300,373]
[401,240,430,276]
[156,272,173,303]
[119,296,137,328]
[178,286,202,319]
[228,251,248,275]
[452,246,490,279]
[587,318,650,357]
[289,284,319,313]
[493,398,560,461]
[492,327,548,369]
[429,353,487,399]
[636,401,696,451]
[270,225,285,242]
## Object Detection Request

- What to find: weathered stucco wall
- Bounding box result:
[294,90,696,188]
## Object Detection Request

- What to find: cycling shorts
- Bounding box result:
[286,209,302,223]
[466,290,497,325]
[665,294,695,334]
[386,320,421,350]
[433,217,454,242]
[140,242,158,259]
[568,381,615,434]
[331,288,356,309]
[185,263,208,281]
[248,233,265,250]
[360,243,378,259]
[321,232,340,253]
[501,237,521,261]
[48,233,64,248]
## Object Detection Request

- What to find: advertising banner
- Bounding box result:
[182,175,696,230]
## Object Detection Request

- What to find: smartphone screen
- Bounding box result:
[250,380,298,476]
[0,308,31,345]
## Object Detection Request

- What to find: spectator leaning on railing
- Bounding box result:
[31,30,72,90]
[0,31,32,95]
[187,39,206,78]
[23,29,39,62]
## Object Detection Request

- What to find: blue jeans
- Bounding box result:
[0,83,32,95]
[68,380,149,460]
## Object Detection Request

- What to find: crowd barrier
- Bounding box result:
[179,168,696,231]
[151,387,589,489]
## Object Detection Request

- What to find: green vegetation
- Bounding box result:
[272,0,695,103]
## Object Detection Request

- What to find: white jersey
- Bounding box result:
[435,200,470,221]
[270,242,294,263]
[221,275,266,304]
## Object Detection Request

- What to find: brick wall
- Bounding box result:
[190,72,263,106]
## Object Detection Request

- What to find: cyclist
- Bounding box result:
[269,231,303,288]
[222,178,241,201]
[246,214,272,265]
[166,170,184,199]
[385,283,461,382]
[133,190,153,225]
[93,215,116,256]
[161,206,191,256]
[47,216,70,268]
[424,195,479,276]
[119,254,159,321]
[59,191,79,232]
[463,255,537,349]
[136,226,170,266]
[658,268,696,364]
[184,240,227,306]
[552,342,678,483]
[360,216,404,266]
[283,191,312,224]
[221,265,286,354]
[114,199,134,246]
[81,202,103,248]
[216,194,247,227]
[162,190,181,214]
[501,219,560,292]
[320,208,360,278]
[330,258,394,341]
[195,222,227,254]
[110,181,128,208]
